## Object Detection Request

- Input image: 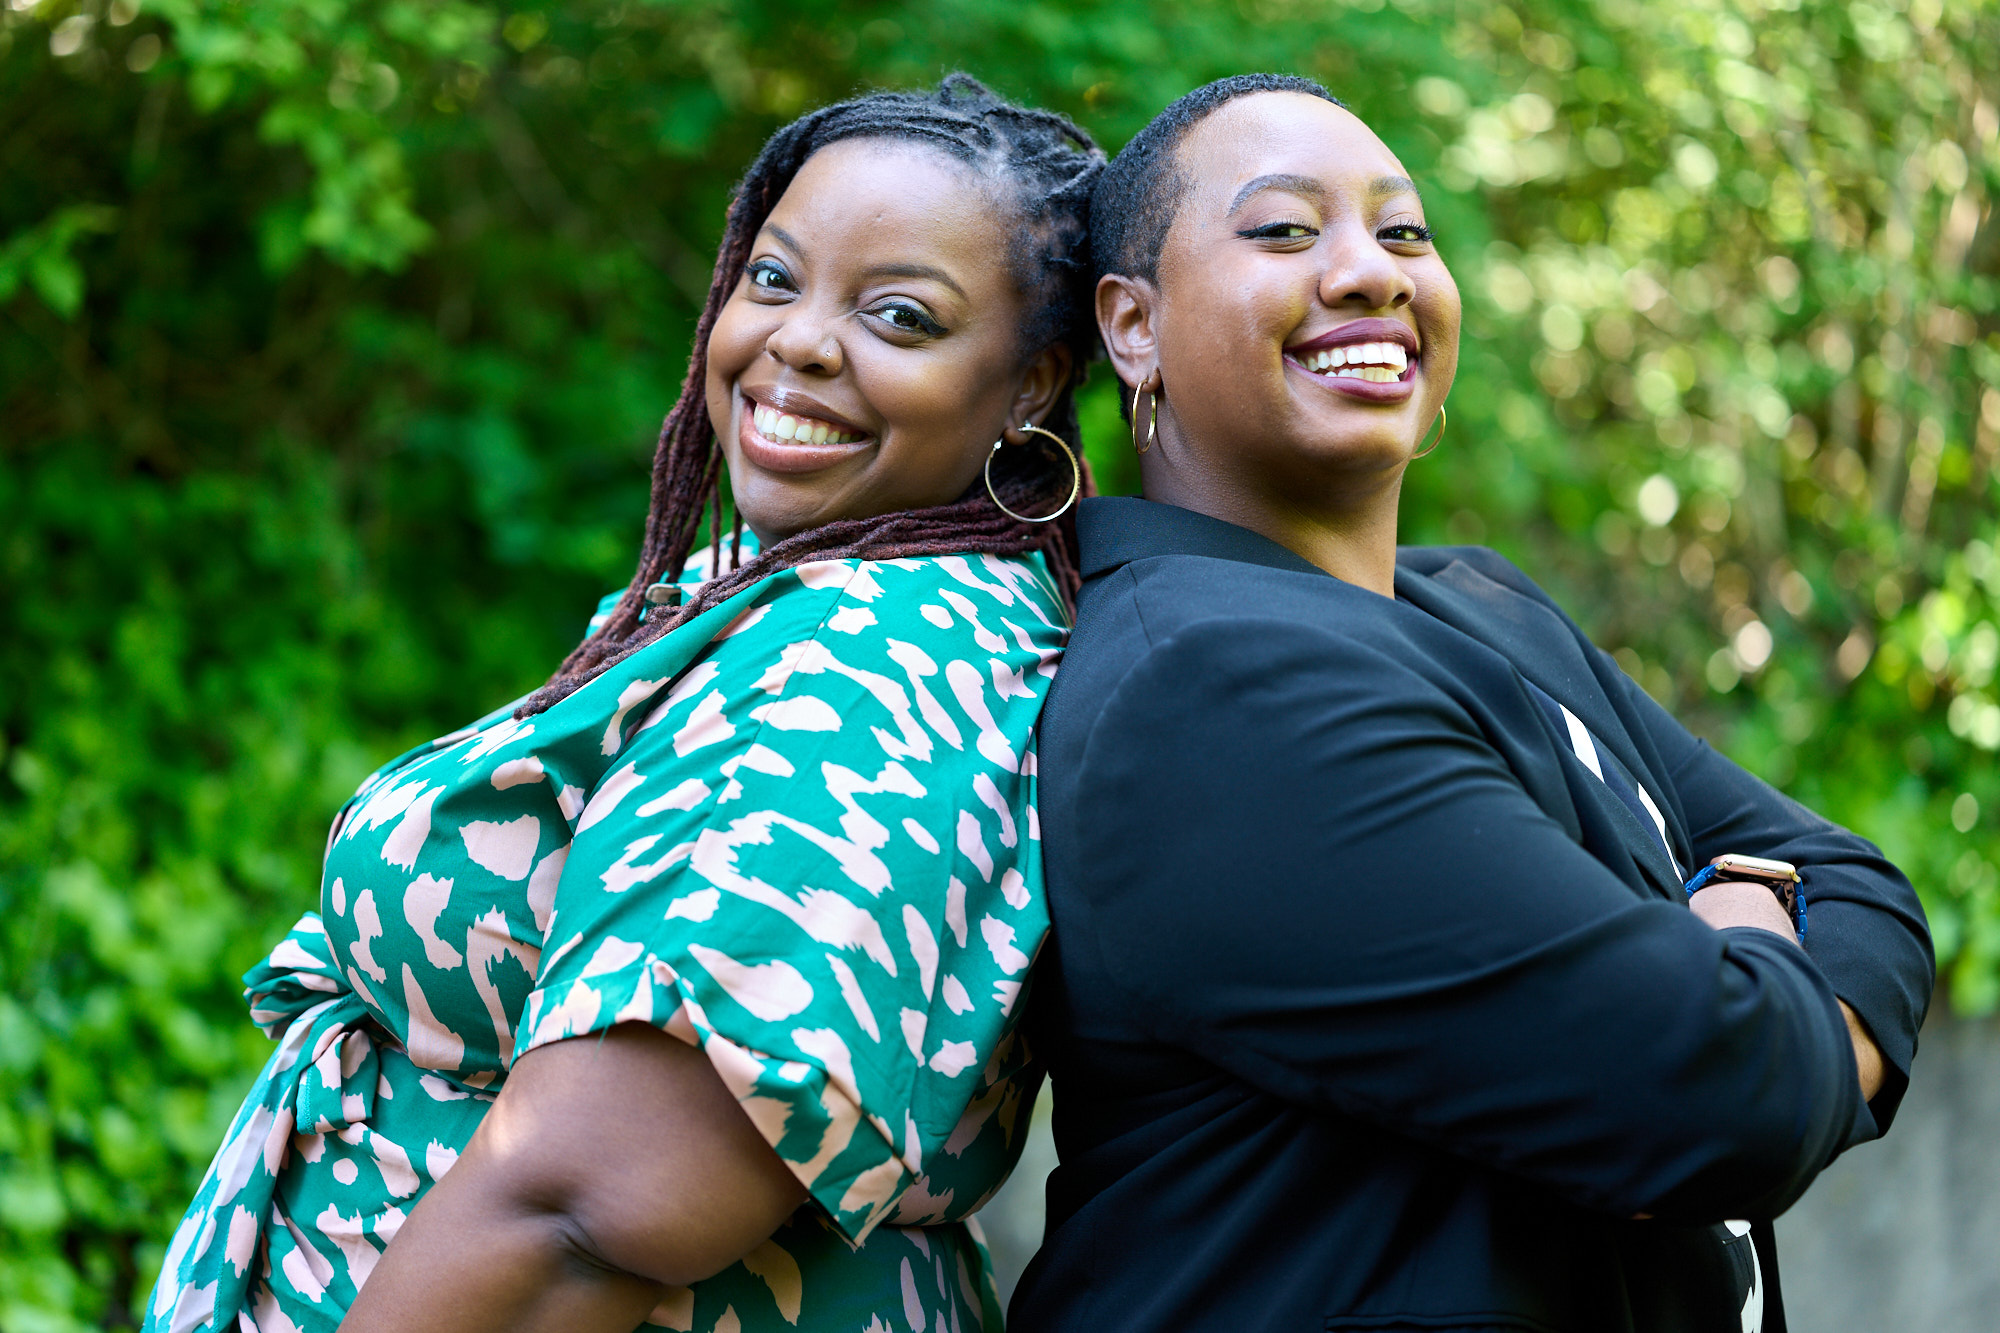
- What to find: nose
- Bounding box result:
[764,304,844,377]
[1317,219,1415,313]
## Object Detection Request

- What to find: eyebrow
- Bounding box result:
[860,261,967,300]
[1228,173,1323,214]
[761,225,967,300]
[1227,172,1425,214]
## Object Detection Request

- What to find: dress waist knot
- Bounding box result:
[144,913,381,1332]
[244,912,381,1135]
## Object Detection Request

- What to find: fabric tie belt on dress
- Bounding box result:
[146,913,383,1333]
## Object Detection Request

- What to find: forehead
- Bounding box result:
[1172,92,1410,213]
[765,138,1013,284]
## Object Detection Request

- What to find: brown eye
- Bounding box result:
[1381,223,1435,244]
[870,302,945,337]
[1238,220,1319,241]
[747,260,795,292]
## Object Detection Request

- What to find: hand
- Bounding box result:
[1687,883,1887,1100]
[1687,879,1797,940]
[1839,999,1886,1102]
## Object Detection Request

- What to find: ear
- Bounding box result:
[1001,341,1074,442]
[1095,273,1160,393]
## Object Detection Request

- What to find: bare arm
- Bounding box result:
[341,1023,807,1333]
[1688,881,1884,1100]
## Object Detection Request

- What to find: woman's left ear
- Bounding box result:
[1001,343,1073,443]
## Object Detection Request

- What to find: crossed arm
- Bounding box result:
[1075,615,1908,1221]
[344,893,1880,1333]
[340,1024,806,1333]
[1684,880,1885,1099]
[1618,666,1922,1120]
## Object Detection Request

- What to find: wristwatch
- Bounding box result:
[1684,853,1806,942]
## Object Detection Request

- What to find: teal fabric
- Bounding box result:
[145,548,1067,1333]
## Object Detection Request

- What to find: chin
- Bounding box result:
[731,490,823,546]
[1280,427,1415,473]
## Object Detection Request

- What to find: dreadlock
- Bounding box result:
[1090,74,1344,421]
[519,74,1104,717]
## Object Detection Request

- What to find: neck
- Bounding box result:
[1140,445,1404,598]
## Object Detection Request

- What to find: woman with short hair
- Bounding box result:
[1016,74,1930,1333]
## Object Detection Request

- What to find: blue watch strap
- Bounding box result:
[1683,864,1807,944]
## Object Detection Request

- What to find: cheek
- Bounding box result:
[871,344,1008,440]
[862,348,1015,495]
[1420,271,1464,371]
[1163,275,1301,408]
[1184,265,1302,357]
[704,303,761,432]
[706,299,764,389]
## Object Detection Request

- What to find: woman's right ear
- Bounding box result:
[1095,274,1159,390]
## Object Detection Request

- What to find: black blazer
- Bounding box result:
[1011,498,1932,1333]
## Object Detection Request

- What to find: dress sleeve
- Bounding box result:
[517,555,1064,1243]
[1071,614,1861,1224]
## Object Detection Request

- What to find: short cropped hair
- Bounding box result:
[1090,74,1345,287]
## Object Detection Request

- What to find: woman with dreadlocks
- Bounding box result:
[144,75,1101,1333]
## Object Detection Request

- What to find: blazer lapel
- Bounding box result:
[1394,559,1689,898]
[1393,561,1648,781]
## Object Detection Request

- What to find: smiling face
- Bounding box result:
[704,138,1067,544]
[1101,91,1461,532]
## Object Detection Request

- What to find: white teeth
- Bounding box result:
[751,403,861,445]
[1299,340,1411,378]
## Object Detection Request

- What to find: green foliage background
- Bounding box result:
[1,0,1994,1325]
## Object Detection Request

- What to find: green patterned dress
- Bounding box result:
[143,546,1066,1333]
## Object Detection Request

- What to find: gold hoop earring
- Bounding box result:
[1411,403,1447,460]
[985,424,1082,523]
[1131,377,1159,455]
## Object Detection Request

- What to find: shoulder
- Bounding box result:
[1398,542,1521,581]
[597,550,1065,766]
[1398,543,1563,608]
[1076,552,1399,656]
[647,549,1066,654]
[1064,550,1411,693]
[1100,613,1448,727]
[1049,579,1443,763]
[834,550,1068,631]
[733,551,1067,663]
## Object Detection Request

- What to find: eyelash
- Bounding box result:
[746,260,944,337]
[871,303,946,337]
[1238,220,1317,240]
[1234,220,1437,244]
[746,259,794,292]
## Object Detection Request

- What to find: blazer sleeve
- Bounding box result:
[1454,545,1935,1135]
[1604,659,1933,1135]
[1071,615,1861,1224]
